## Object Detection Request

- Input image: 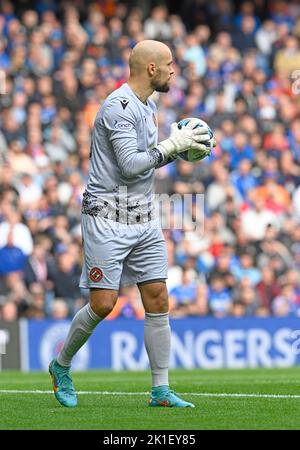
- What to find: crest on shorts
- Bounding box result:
[89,267,103,282]
[152,113,157,126]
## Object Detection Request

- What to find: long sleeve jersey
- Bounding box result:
[82,83,170,224]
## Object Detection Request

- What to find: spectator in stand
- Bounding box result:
[169,269,198,317]
[48,251,83,315]
[144,5,172,41]
[230,158,258,201]
[274,35,300,75]
[0,225,27,275]
[2,271,32,318]
[232,15,257,53]
[237,280,260,316]
[241,197,277,241]
[232,253,261,286]
[206,161,236,213]
[257,235,293,278]
[283,269,300,304]
[208,274,233,318]
[51,298,70,319]
[17,173,42,208]
[23,234,53,288]
[279,150,300,191]
[272,283,300,317]
[227,131,255,170]
[0,208,33,255]
[255,19,277,58]
[256,266,281,313]
[208,252,236,292]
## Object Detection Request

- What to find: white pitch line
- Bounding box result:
[0,390,300,399]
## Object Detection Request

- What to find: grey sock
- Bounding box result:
[144,312,170,387]
[57,303,102,367]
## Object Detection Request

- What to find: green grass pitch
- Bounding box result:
[0,368,300,430]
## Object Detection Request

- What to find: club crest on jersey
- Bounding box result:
[152,113,157,127]
[89,267,103,282]
[114,120,133,130]
[120,99,129,110]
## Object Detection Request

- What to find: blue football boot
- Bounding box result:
[149,385,195,408]
[49,358,77,407]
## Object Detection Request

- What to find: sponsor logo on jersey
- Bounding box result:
[89,267,103,282]
[114,120,133,130]
[120,99,129,110]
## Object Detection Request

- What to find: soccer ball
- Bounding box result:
[178,117,214,162]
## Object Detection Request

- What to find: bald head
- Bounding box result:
[128,40,174,94]
[129,40,172,75]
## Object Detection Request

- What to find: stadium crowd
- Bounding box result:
[1,0,300,322]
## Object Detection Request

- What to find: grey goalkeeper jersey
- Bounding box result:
[82,83,165,223]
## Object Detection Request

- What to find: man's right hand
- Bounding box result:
[157,122,211,160]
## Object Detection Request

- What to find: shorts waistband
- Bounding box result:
[81,192,154,224]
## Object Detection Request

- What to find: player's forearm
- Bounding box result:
[118,147,166,178]
[155,154,177,169]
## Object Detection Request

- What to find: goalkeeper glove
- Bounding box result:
[157,122,211,160]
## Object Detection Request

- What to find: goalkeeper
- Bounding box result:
[49,40,213,408]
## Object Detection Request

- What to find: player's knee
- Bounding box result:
[90,299,115,318]
[90,290,117,318]
[146,286,169,313]
[100,303,114,317]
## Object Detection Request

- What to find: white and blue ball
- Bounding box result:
[178,117,214,162]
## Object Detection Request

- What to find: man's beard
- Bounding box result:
[152,79,170,93]
[155,84,170,92]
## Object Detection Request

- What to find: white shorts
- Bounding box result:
[79,214,168,291]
